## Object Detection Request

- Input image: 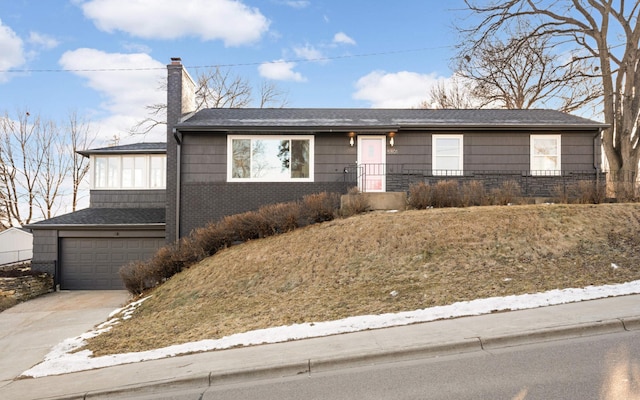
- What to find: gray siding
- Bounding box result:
[31,229,58,263]
[314,133,358,180]
[90,190,166,208]
[561,132,598,171]
[180,132,360,184]
[385,132,429,167]
[30,229,59,277]
[465,133,529,171]
[181,134,226,183]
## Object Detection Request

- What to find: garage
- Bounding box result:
[60,237,165,290]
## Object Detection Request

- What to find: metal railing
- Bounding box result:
[342,163,607,197]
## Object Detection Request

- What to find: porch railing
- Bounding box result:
[342,163,608,198]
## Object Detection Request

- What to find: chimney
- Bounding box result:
[166,57,196,133]
[166,58,196,243]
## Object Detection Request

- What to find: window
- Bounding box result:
[228,135,313,182]
[149,156,166,188]
[122,156,145,188]
[432,134,463,176]
[92,155,166,189]
[531,135,561,176]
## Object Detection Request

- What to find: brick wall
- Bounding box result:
[387,170,604,198]
[179,181,350,237]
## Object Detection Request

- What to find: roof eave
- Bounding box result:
[25,223,166,230]
[175,125,401,133]
[77,149,166,157]
[175,123,608,133]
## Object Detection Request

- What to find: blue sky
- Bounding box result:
[1,0,468,144]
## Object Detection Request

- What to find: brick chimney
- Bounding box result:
[166,57,196,131]
[166,58,195,243]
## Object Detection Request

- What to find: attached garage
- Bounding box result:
[27,207,166,291]
[60,237,165,290]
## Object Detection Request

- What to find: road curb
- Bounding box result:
[45,318,637,399]
[310,338,481,374]
[479,318,626,350]
[80,373,211,400]
[621,316,640,331]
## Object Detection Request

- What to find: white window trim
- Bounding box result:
[432,134,463,176]
[530,134,561,176]
[91,154,167,190]
[227,135,314,182]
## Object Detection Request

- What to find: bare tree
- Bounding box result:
[131,67,288,135]
[0,110,96,226]
[195,66,252,109]
[457,20,601,112]
[67,111,95,211]
[35,120,69,220]
[258,80,289,108]
[0,111,46,225]
[419,75,477,109]
[459,0,640,197]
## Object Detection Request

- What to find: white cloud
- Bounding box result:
[279,0,310,8]
[58,49,166,143]
[258,60,306,82]
[28,32,59,50]
[80,0,270,46]
[333,32,356,46]
[353,70,443,108]
[121,42,152,54]
[293,44,324,61]
[0,19,25,82]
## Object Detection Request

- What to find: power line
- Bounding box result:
[0,46,448,73]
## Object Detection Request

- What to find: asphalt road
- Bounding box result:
[114,329,640,400]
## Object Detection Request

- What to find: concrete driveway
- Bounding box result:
[0,290,130,387]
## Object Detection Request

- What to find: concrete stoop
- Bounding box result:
[341,192,407,212]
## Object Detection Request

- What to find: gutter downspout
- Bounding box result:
[174,128,182,241]
[594,128,604,196]
[593,128,604,172]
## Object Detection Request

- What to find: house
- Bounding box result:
[0,227,33,266]
[166,58,607,242]
[27,143,167,290]
[28,58,608,290]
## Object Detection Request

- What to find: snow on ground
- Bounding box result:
[21,280,640,378]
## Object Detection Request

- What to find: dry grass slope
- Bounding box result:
[87,204,640,356]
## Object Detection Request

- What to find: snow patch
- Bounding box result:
[21,281,640,378]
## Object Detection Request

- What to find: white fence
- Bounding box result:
[0,249,33,267]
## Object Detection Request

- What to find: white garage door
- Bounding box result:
[60,237,165,290]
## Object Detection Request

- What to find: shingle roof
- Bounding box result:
[78,142,166,157]
[26,208,165,228]
[176,108,607,131]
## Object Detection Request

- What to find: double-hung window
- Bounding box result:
[432,134,463,176]
[531,135,561,176]
[228,135,313,182]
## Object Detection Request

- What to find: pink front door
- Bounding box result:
[357,136,386,192]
